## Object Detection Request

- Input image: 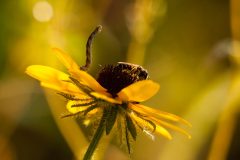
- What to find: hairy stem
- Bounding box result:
[83,109,107,160]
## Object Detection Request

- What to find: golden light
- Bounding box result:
[32,1,53,22]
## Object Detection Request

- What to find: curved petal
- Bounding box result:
[26,65,81,94]
[151,117,191,139]
[130,111,172,140]
[117,80,160,102]
[26,65,69,82]
[71,70,107,93]
[52,48,80,71]
[130,104,191,139]
[40,82,82,95]
[155,125,172,140]
[129,104,191,127]
[53,48,107,93]
[90,92,121,104]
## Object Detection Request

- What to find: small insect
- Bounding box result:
[26,25,191,160]
[117,62,149,80]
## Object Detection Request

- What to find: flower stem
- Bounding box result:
[83,109,107,160]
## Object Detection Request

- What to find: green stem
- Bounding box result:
[83,109,107,160]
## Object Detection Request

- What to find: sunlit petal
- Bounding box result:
[155,125,172,140]
[130,112,155,140]
[26,65,81,94]
[53,48,107,93]
[40,82,82,95]
[26,65,68,82]
[117,80,160,102]
[71,71,107,92]
[130,110,172,140]
[53,48,80,71]
[90,92,121,104]
[150,117,191,139]
[130,104,191,127]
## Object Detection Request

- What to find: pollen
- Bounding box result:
[97,62,148,97]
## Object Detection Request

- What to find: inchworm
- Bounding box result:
[80,25,102,71]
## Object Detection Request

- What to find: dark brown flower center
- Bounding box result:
[97,62,148,97]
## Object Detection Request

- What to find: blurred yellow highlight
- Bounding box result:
[33,1,53,22]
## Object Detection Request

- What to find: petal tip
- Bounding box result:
[52,47,65,57]
[167,135,173,140]
[25,65,37,76]
[25,67,30,74]
[183,120,192,127]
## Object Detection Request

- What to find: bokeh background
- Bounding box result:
[1,0,240,160]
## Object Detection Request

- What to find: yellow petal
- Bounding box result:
[117,80,160,102]
[90,92,121,104]
[71,70,107,92]
[52,48,80,71]
[130,112,150,128]
[53,48,107,93]
[150,117,191,139]
[40,82,77,94]
[130,104,191,127]
[26,65,68,82]
[155,125,172,140]
[26,65,81,94]
[130,111,172,140]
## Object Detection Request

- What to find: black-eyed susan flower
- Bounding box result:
[26,25,191,160]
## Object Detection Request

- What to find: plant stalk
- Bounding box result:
[83,109,107,160]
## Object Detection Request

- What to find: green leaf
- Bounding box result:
[105,106,118,135]
[83,105,99,115]
[126,115,137,141]
[57,92,79,100]
[69,77,93,95]
[125,124,131,154]
[71,101,96,107]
